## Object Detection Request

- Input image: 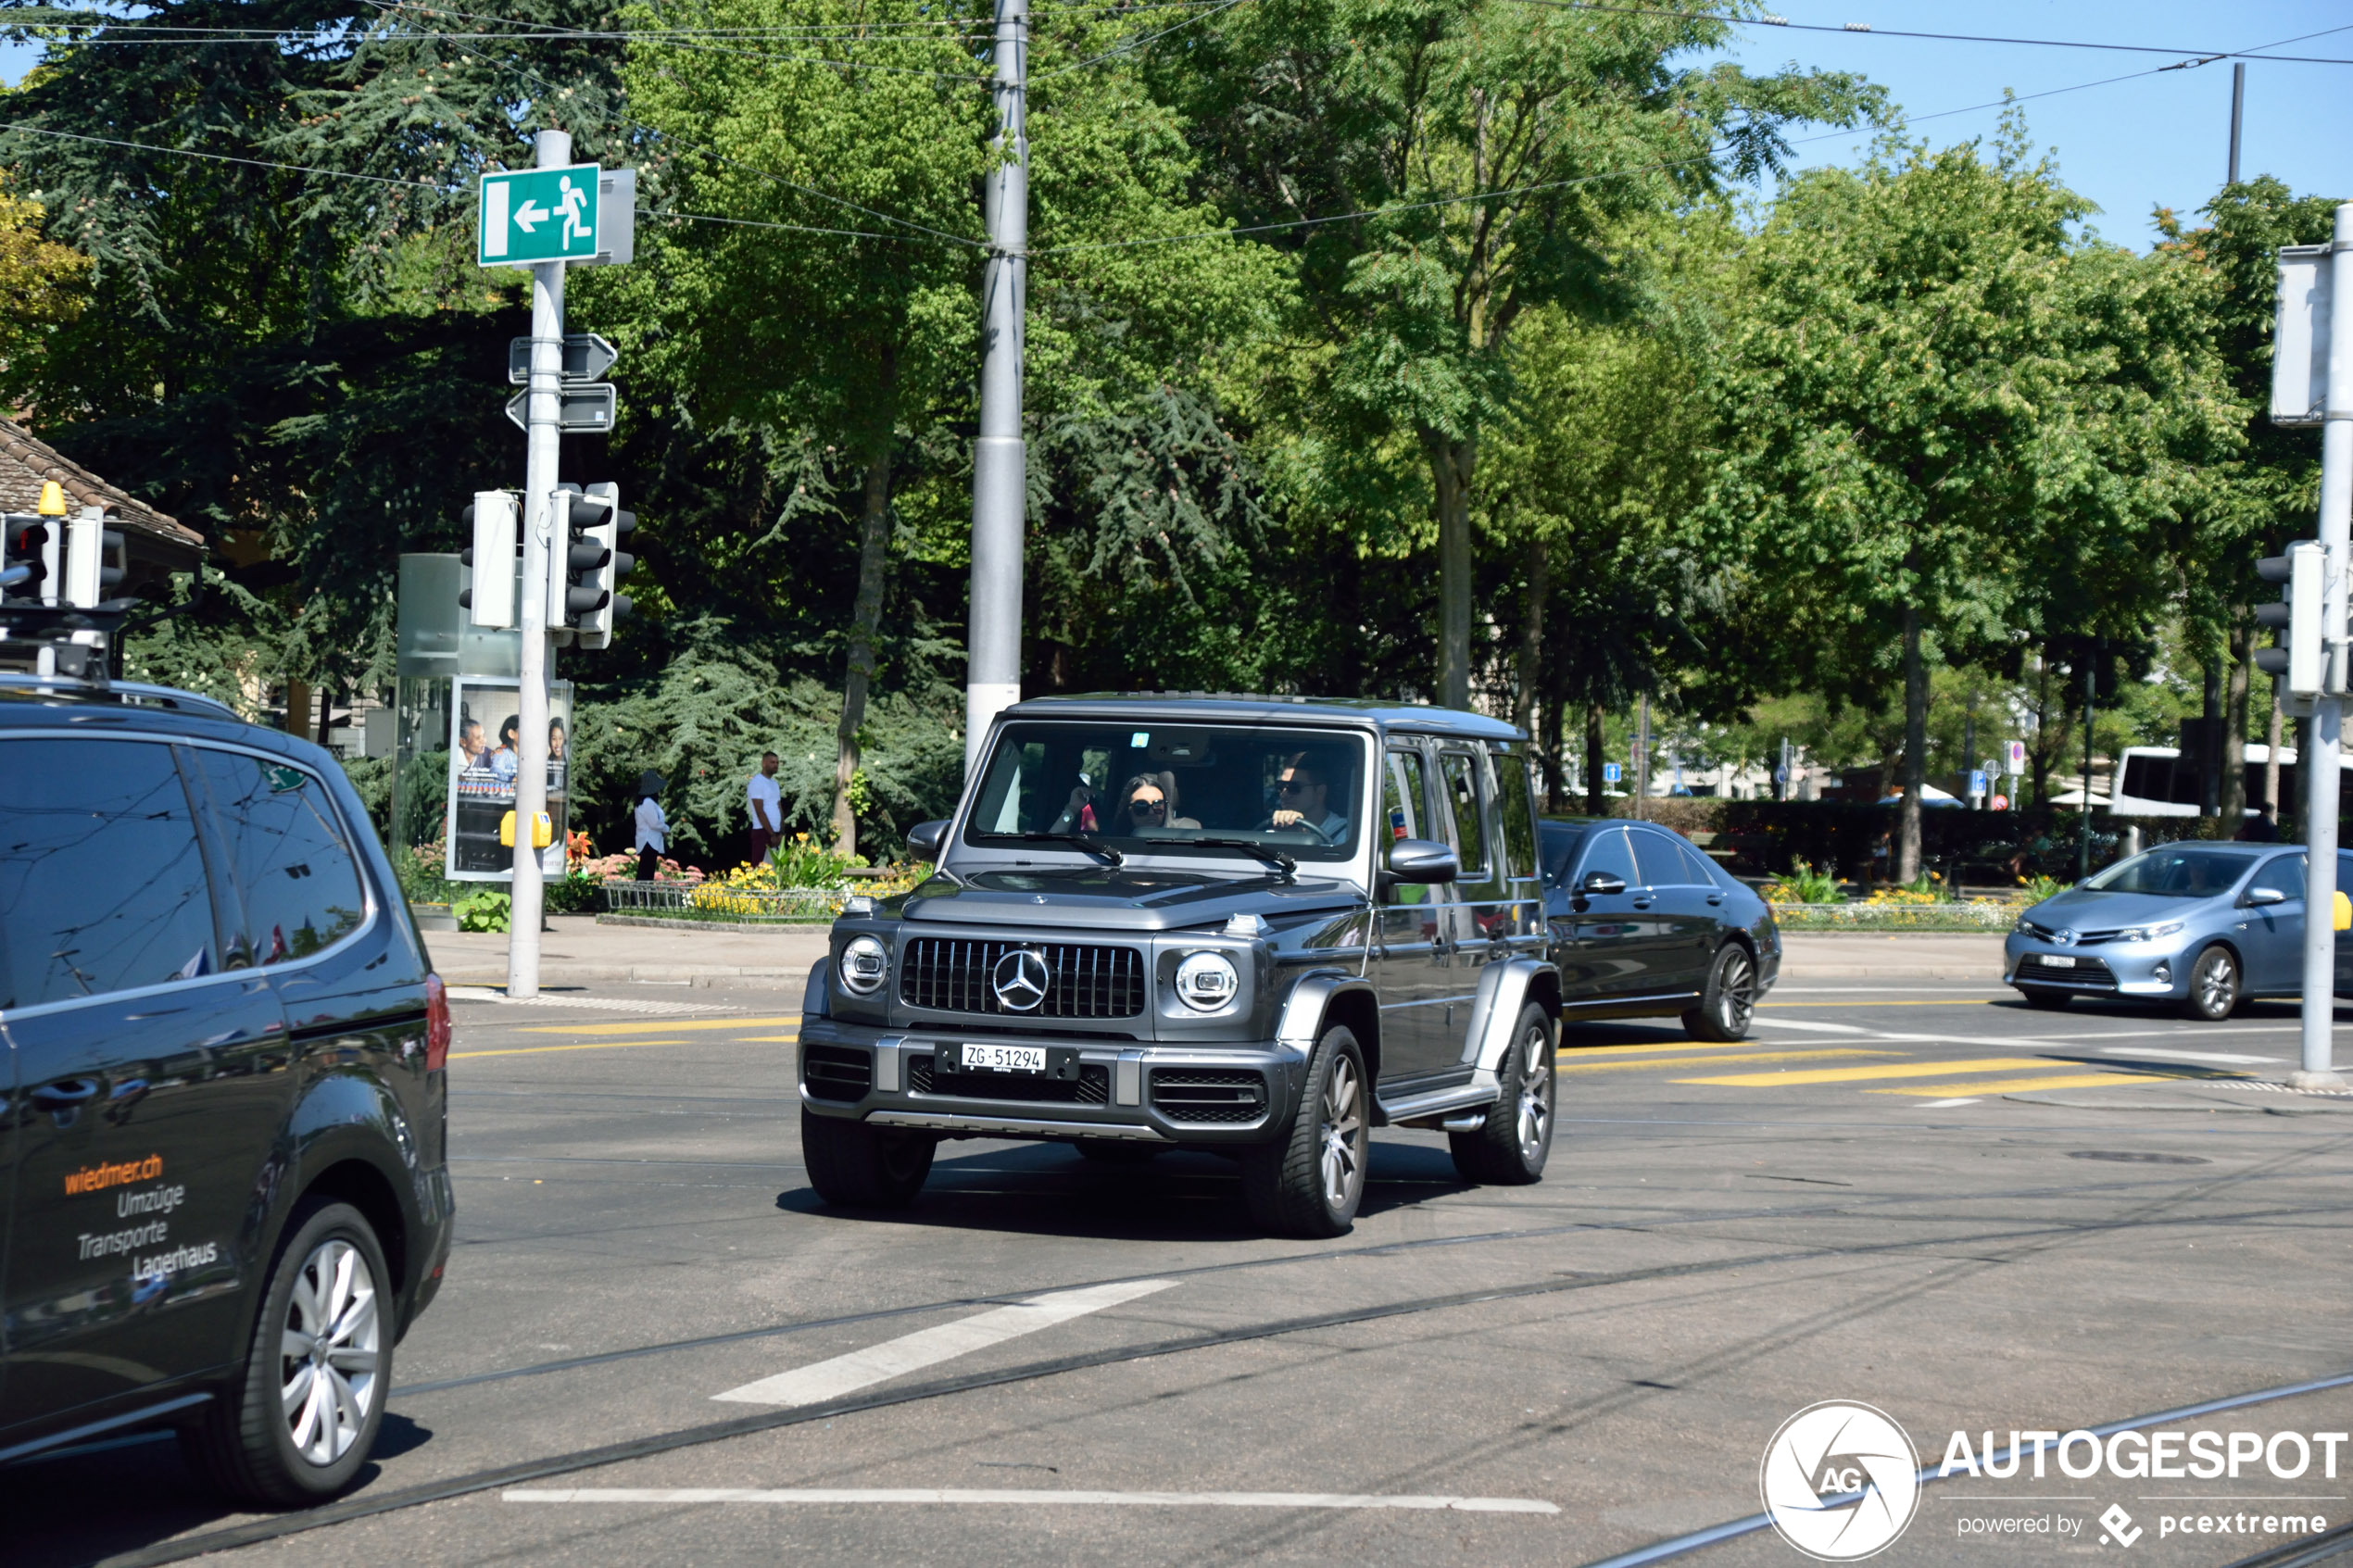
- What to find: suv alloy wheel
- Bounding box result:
[1451,1002,1555,1184]
[1242,1026,1368,1237]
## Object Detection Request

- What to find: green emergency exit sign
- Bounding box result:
[478,165,600,266]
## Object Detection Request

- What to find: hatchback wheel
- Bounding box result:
[182,1199,390,1507]
[2181,945,2240,1022]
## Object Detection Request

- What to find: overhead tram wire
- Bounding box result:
[1038,0,1257,76]
[1506,1,2353,69]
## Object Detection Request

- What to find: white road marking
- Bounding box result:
[1911,1098,1982,1109]
[2096,1047,2284,1066]
[1746,1018,1873,1035]
[504,1487,1558,1513]
[711,1279,1176,1406]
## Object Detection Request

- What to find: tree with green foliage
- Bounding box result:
[1164,0,1875,707]
[1706,125,2237,880]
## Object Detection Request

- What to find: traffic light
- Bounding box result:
[64,507,124,608]
[0,480,69,603]
[459,491,519,628]
[2255,542,2324,696]
[550,483,635,647]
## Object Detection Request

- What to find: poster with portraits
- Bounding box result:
[446,678,572,881]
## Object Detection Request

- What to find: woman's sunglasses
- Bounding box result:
[1128,797,1167,816]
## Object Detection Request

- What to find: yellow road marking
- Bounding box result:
[734,1035,801,1043]
[453,1038,691,1060]
[1556,1048,1898,1074]
[1676,1057,2063,1087]
[1557,1037,1843,1058]
[518,1015,799,1036]
[1870,1071,2227,1097]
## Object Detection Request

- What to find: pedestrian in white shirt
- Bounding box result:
[747,751,783,867]
[634,771,667,882]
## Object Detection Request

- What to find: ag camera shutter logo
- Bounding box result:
[1760,1401,1922,1560]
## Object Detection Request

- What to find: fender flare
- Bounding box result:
[1463,957,1560,1093]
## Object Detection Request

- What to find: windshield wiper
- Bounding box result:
[1176,837,1296,880]
[1010,831,1123,866]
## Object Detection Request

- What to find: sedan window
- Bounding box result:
[2253,854,2307,900]
[1577,828,1638,889]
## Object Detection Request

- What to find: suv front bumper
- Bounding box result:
[798,1018,1307,1144]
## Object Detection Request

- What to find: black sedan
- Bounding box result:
[1538,818,1781,1040]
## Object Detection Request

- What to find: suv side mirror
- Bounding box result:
[1579,870,1628,897]
[2245,885,2285,907]
[1387,837,1458,884]
[907,820,950,862]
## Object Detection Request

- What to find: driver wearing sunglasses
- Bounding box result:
[1262,753,1350,845]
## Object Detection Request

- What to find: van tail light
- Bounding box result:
[424,972,452,1072]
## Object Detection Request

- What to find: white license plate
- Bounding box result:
[2037,955,2077,969]
[956,1043,1046,1073]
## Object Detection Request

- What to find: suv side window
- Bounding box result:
[194,748,367,963]
[0,737,220,1009]
[1381,747,1433,905]
[1439,749,1499,897]
[1491,743,1538,884]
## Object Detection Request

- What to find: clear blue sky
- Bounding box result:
[1704,1,2353,247]
[0,2,2346,248]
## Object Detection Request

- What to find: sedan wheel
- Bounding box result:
[1683,943,1758,1042]
[2181,945,2239,1022]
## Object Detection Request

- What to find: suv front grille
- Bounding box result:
[1150,1067,1268,1124]
[900,938,1145,1019]
[802,1044,872,1100]
[908,1053,1110,1105]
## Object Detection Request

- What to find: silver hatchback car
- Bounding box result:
[2007,843,2351,1021]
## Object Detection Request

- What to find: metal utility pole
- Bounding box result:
[1632,694,1650,821]
[2292,204,2353,1090]
[965,0,1028,776]
[509,127,570,998]
[2078,655,2095,881]
[2228,61,2246,185]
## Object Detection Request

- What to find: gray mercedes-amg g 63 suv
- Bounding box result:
[796,696,1562,1237]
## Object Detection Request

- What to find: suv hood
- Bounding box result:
[901,867,1362,932]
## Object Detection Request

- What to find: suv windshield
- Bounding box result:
[964,721,1370,864]
[2082,847,2250,897]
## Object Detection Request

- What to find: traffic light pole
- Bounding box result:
[2294,203,2353,1091]
[508,127,571,999]
[964,0,1027,776]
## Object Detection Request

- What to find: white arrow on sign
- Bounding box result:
[513,199,549,233]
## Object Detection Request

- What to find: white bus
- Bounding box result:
[2108,743,2347,818]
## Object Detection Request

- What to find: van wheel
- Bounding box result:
[2181,945,2240,1022]
[1241,1025,1368,1238]
[1452,1002,1554,1185]
[802,1110,936,1208]
[181,1199,391,1507]
[1681,943,1757,1042]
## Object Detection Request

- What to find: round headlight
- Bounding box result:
[1174,950,1239,1011]
[838,934,889,996]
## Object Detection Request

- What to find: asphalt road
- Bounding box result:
[13,974,2353,1568]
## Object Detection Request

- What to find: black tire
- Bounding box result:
[2181,945,2240,1022]
[1681,942,1758,1042]
[801,1109,936,1208]
[2020,988,2073,1010]
[1240,1025,1369,1238]
[1074,1139,1160,1164]
[180,1199,393,1508]
[1451,1002,1554,1185]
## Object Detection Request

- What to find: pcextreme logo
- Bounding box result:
[1760,1401,1923,1561]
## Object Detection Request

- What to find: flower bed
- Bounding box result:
[1768,900,2019,933]
[601,880,846,923]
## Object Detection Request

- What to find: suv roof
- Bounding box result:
[0,672,241,721]
[1005,692,1524,741]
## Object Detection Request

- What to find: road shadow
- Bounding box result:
[773,1135,1474,1241]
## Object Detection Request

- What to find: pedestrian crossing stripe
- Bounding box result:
[1674,1057,2064,1087]
[1556,1048,1898,1074]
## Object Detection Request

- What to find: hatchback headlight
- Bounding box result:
[1174,950,1240,1010]
[838,934,889,996]
[2117,922,2184,944]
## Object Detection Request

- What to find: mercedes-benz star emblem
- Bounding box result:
[991,947,1051,1012]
